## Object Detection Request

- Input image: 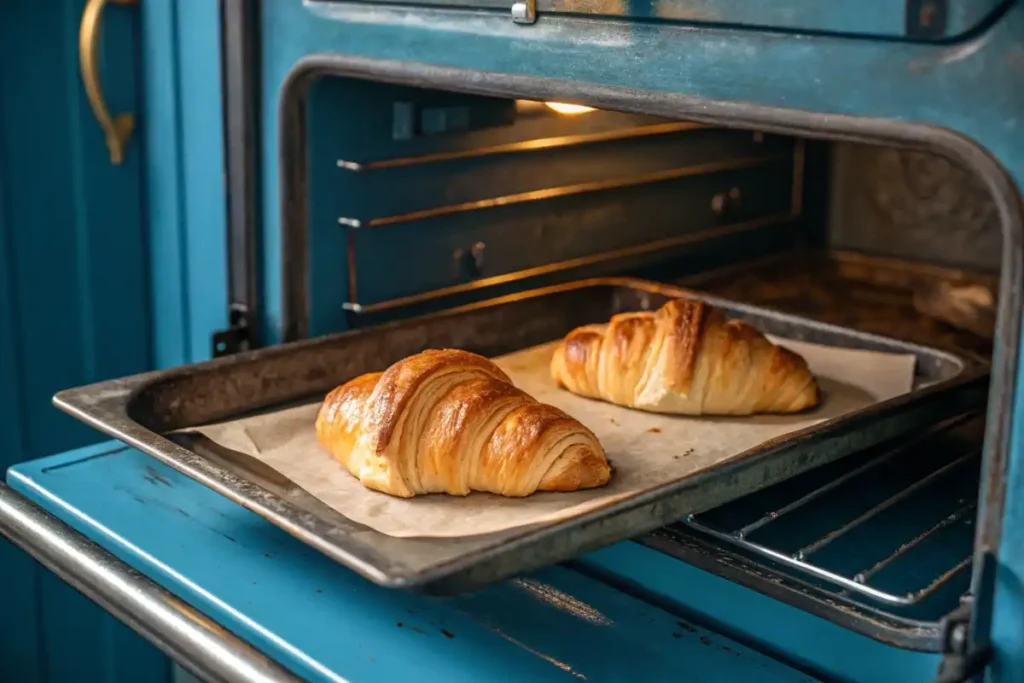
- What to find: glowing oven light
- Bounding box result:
[544,102,596,115]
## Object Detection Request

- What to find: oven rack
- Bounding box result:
[334,120,706,171]
[340,214,795,314]
[648,411,982,645]
[337,135,804,317]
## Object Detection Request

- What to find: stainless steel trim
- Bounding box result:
[0,483,301,683]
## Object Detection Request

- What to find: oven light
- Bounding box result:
[545,102,596,115]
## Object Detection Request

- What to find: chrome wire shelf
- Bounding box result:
[334,121,706,171]
[339,139,805,316]
[336,153,787,229]
[676,412,981,609]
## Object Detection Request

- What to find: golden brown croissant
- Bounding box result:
[315,349,610,498]
[550,298,819,415]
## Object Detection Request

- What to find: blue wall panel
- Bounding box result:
[0,0,170,680]
[141,0,228,368]
[0,0,150,459]
[0,14,41,680]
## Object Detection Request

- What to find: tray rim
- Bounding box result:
[52,277,989,592]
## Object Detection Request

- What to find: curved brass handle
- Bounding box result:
[79,0,138,165]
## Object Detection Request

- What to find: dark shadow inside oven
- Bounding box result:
[277,58,1022,653]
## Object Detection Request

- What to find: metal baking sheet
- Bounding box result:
[53,278,988,595]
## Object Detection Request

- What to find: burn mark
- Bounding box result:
[676,620,696,633]
[143,466,173,487]
[699,636,712,646]
[440,628,454,639]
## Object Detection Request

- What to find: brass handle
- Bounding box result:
[79,0,138,165]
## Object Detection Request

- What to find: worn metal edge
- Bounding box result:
[0,482,301,683]
[50,278,989,596]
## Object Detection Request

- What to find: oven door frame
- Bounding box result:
[274,53,1023,666]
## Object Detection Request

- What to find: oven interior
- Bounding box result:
[297,76,1001,651]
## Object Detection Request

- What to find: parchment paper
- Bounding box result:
[184,338,915,539]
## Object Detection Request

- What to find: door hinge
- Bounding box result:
[935,600,991,683]
[211,304,252,357]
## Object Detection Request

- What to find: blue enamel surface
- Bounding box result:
[8,445,820,683]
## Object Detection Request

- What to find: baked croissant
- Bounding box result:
[550,298,819,415]
[315,349,610,498]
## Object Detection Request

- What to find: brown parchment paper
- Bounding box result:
[184,338,915,539]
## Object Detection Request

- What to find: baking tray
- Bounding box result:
[53,278,988,595]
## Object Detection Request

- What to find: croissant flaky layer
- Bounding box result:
[550,298,819,415]
[315,349,611,498]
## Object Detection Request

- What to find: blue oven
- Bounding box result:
[1,1,1022,681]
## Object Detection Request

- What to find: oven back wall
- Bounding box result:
[304,78,801,336]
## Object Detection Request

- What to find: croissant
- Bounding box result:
[550,298,819,415]
[315,349,610,498]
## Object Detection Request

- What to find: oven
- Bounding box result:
[1,1,1022,682]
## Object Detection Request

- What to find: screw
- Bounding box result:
[950,624,967,652]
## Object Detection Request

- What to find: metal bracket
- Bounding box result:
[934,599,992,683]
[511,0,536,24]
[219,0,261,354]
[211,304,252,357]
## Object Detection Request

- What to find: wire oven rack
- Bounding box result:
[336,124,805,317]
[643,411,982,647]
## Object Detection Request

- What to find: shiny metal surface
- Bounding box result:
[0,483,301,683]
[52,279,986,595]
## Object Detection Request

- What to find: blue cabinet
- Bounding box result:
[0,0,171,680]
